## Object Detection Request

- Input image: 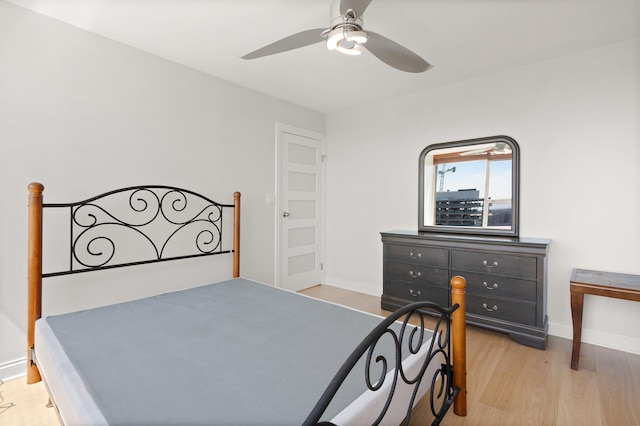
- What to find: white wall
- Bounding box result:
[0,2,324,379]
[325,37,640,354]
[1,1,638,382]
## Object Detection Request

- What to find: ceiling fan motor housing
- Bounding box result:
[330,0,363,30]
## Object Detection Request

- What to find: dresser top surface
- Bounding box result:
[381,230,551,249]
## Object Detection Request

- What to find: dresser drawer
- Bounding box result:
[384,281,449,307]
[384,244,448,268]
[451,250,537,280]
[384,261,449,288]
[467,294,536,326]
[454,271,536,302]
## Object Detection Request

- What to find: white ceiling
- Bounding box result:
[7,0,640,113]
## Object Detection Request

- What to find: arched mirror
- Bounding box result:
[419,135,519,236]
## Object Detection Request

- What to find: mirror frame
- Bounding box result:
[418,135,520,237]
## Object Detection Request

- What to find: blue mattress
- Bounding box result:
[36,278,434,425]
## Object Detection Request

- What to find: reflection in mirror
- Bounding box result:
[419,136,519,236]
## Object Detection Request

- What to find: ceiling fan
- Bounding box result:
[241,0,432,73]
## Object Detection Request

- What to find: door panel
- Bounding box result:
[277,124,325,291]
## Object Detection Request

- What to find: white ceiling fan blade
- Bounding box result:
[241,28,327,60]
[340,0,373,17]
[362,31,432,73]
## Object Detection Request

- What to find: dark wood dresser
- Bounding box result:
[381,231,550,349]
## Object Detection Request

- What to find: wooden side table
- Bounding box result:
[570,268,640,370]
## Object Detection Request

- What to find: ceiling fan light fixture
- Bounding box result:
[326,28,368,54]
[326,28,345,50]
[336,43,364,55]
[346,30,368,44]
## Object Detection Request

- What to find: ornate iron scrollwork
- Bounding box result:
[304,301,460,426]
[43,186,234,277]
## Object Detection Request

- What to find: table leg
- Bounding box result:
[570,290,584,370]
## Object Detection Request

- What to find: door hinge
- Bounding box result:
[320,262,324,270]
[321,155,327,163]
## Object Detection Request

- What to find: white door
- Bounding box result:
[276,123,325,291]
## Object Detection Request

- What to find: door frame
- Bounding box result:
[274,122,326,289]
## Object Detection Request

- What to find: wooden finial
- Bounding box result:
[28,182,44,194]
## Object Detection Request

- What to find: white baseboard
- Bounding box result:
[323,276,381,297]
[0,358,26,382]
[548,321,640,355]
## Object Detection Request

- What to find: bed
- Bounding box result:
[26,182,467,425]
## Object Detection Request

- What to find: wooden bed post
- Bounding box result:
[451,275,467,416]
[233,192,241,278]
[27,182,44,384]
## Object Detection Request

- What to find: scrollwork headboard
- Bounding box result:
[31,184,240,277]
[26,182,240,383]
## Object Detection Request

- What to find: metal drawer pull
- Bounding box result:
[410,289,421,297]
[483,281,498,290]
[482,260,499,270]
[482,303,498,312]
[409,252,421,259]
[409,271,422,278]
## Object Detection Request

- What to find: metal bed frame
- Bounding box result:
[26,182,466,425]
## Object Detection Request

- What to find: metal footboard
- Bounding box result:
[305,276,467,425]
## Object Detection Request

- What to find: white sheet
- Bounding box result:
[35,320,107,425]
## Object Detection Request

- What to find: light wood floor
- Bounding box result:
[2,284,640,425]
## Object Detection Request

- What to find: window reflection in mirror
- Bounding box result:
[419,136,519,236]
